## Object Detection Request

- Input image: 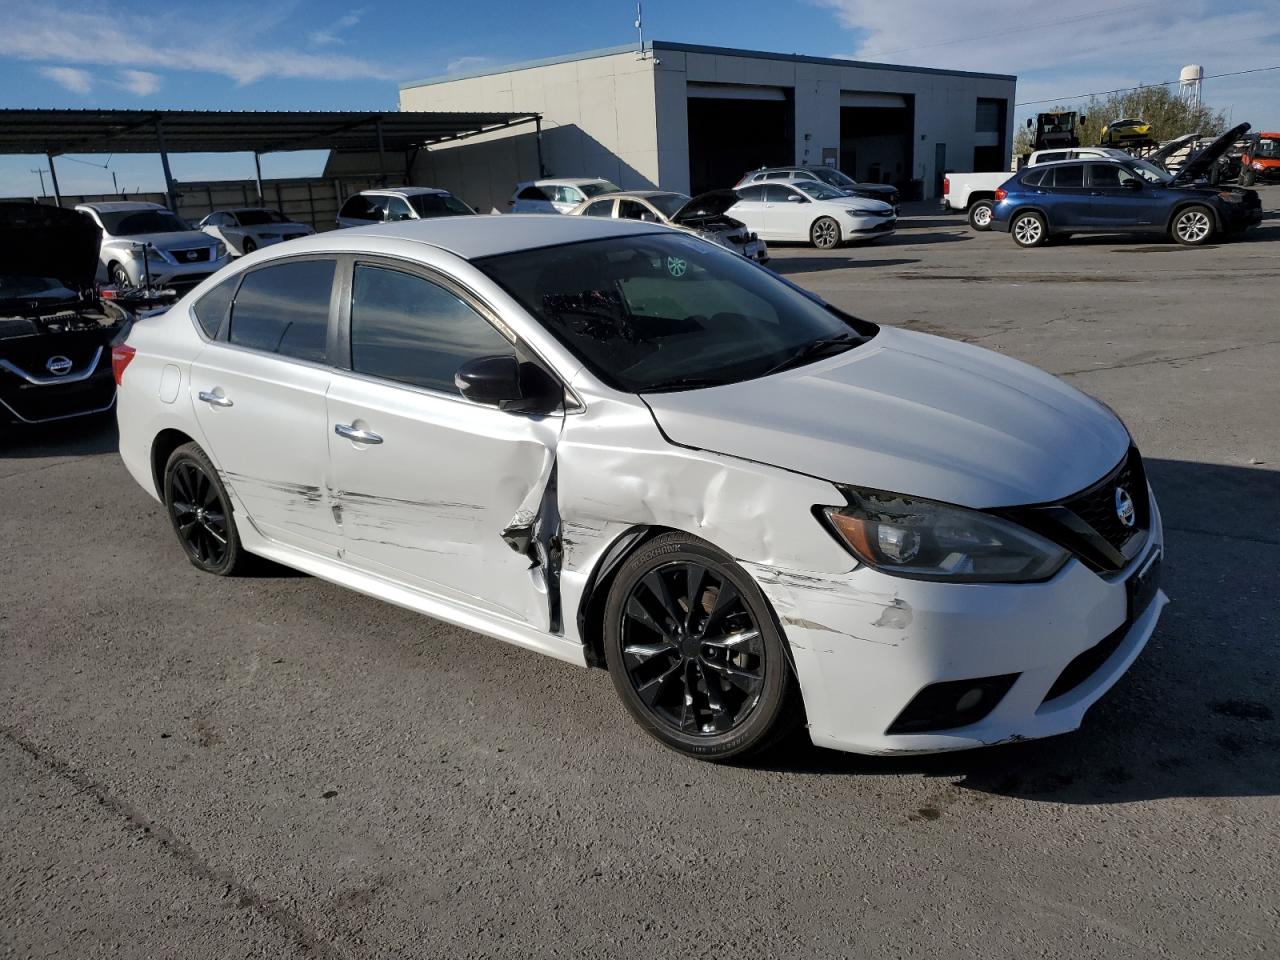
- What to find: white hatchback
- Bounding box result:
[116,215,1166,761]
[730,180,896,249]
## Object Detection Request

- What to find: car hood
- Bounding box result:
[1148,133,1200,168]
[0,202,100,290]
[642,326,1130,509]
[1172,122,1251,184]
[824,196,894,214]
[844,183,897,199]
[670,190,740,224]
[103,230,214,250]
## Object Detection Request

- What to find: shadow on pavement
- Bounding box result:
[1,413,119,458]
[770,257,920,276]
[757,457,1280,804]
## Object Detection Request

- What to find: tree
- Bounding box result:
[1073,84,1227,146]
[1013,125,1034,158]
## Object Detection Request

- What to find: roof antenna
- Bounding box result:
[635,2,648,60]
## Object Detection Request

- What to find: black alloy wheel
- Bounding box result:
[164,442,248,575]
[604,532,799,760]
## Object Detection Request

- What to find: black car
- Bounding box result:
[0,203,125,432]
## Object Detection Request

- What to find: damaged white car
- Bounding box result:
[117,216,1166,760]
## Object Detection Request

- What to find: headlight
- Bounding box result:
[845,207,878,217]
[1254,162,1265,170]
[258,232,280,239]
[214,242,227,258]
[146,247,169,263]
[821,487,1069,583]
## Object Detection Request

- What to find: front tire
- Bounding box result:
[109,261,133,287]
[163,442,250,576]
[1011,211,1048,248]
[810,216,841,249]
[968,200,994,231]
[1172,205,1214,245]
[603,532,800,761]
[1239,167,1256,186]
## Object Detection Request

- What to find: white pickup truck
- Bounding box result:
[943,147,1132,230]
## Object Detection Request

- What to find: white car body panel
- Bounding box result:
[729,181,895,244]
[199,210,314,256]
[117,215,1166,756]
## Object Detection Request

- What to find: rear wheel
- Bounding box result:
[1011,211,1048,248]
[1172,205,1214,245]
[603,532,800,761]
[968,200,994,231]
[810,216,841,249]
[163,442,250,576]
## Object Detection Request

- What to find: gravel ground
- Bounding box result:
[3,186,1278,959]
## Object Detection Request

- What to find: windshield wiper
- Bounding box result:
[639,375,738,393]
[759,332,861,378]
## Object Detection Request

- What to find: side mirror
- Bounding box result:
[1125,178,1143,191]
[454,355,561,414]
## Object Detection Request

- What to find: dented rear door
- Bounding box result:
[324,260,563,630]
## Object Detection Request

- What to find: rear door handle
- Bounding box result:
[198,390,233,407]
[335,423,383,444]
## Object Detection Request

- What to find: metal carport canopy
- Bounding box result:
[0,108,541,206]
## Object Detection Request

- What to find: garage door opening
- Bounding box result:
[687,85,793,195]
[839,92,914,193]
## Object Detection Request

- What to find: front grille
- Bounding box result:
[1000,446,1150,573]
[1043,623,1127,703]
[171,247,212,263]
[0,367,115,422]
[866,221,895,233]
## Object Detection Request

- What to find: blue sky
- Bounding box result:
[2,0,1278,197]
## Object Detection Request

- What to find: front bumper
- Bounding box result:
[843,217,897,241]
[750,494,1166,755]
[123,255,230,288]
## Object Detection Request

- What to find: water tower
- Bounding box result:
[1180,64,1204,106]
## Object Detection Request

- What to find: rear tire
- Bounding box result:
[1010,211,1048,248]
[810,216,841,249]
[968,200,994,231]
[163,442,250,576]
[1171,205,1214,245]
[603,531,801,761]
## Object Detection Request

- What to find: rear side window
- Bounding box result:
[349,265,513,395]
[229,259,335,362]
[516,186,549,201]
[1021,168,1047,187]
[191,274,238,338]
[339,195,382,221]
[1050,164,1085,187]
[736,185,766,201]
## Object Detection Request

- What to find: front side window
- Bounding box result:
[228,259,335,362]
[764,184,804,203]
[409,193,473,217]
[1087,163,1138,188]
[349,265,513,395]
[583,199,616,217]
[339,195,382,221]
[477,234,875,393]
[619,199,658,222]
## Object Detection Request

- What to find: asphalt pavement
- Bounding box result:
[3,188,1278,959]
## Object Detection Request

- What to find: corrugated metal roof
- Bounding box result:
[0,109,539,156]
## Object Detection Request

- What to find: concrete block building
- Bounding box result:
[394,41,1017,213]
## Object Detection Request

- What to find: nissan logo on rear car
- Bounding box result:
[46,355,73,376]
[1115,487,1136,528]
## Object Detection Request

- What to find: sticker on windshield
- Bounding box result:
[666,256,687,278]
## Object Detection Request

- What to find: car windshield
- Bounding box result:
[409,193,474,217]
[795,181,848,201]
[476,233,875,393]
[97,209,190,235]
[1257,138,1279,157]
[580,181,621,199]
[234,209,286,225]
[810,167,857,188]
[646,193,690,218]
[1129,159,1173,184]
[0,275,78,302]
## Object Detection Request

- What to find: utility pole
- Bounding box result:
[30,168,48,198]
[111,170,120,196]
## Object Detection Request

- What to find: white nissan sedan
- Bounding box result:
[115,216,1166,761]
[729,180,896,249]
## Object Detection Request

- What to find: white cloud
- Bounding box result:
[2,2,400,86]
[39,65,93,93]
[445,56,492,76]
[815,0,1280,125]
[309,10,364,47]
[117,69,161,96]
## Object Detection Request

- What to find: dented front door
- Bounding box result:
[325,372,562,629]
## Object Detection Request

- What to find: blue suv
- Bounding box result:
[992,123,1262,248]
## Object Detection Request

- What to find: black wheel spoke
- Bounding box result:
[618,559,766,739]
[168,458,229,568]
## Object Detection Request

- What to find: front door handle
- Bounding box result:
[335,423,383,444]
[198,390,233,407]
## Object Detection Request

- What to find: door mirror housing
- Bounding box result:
[454,355,562,414]
[1124,177,1143,191]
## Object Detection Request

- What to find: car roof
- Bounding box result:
[360,187,450,197]
[282,213,667,260]
[606,190,684,201]
[76,201,166,211]
[529,178,614,187]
